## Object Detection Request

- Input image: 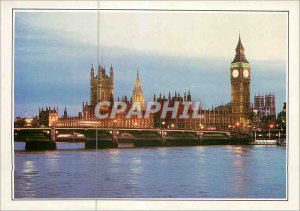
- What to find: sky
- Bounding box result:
[14,11,287,117]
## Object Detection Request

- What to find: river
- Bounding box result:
[14,142,286,199]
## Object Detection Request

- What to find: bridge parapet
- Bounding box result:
[15,128,253,149]
[14,128,56,151]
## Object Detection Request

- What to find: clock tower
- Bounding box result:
[230,34,251,130]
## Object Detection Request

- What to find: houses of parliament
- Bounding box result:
[39,35,253,131]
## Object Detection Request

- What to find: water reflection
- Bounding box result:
[14,144,286,198]
[129,157,143,174]
[23,160,34,174]
[230,146,249,195]
[20,160,37,197]
[107,149,120,163]
[45,152,59,171]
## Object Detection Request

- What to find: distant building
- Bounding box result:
[152,35,249,131]
[39,33,257,131]
[38,107,58,127]
[230,34,251,129]
[253,93,276,117]
[52,65,153,128]
[153,91,232,131]
[131,70,145,110]
[15,117,35,127]
[153,91,193,129]
[90,64,114,106]
[265,93,276,116]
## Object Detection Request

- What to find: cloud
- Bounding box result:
[14,11,287,117]
[15,11,287,61]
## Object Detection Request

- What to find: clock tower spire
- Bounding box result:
[230,34,251,130]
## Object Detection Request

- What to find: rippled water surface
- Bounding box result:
[14,142,286,198]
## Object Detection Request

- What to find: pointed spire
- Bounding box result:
[232,33,248,63]
[110,64,113,77]
[236,32,244,50]
[153,93,156,101]
[134,69,142,92]
[187,90,192,101]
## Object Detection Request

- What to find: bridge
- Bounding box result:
[14,127,242,151]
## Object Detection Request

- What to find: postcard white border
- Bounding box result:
[1,0,299,210]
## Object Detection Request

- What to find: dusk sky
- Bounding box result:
[14,11,287,117]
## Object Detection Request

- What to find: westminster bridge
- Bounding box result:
[13,127,284,151]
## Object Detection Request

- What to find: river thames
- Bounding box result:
[14,142,286,199]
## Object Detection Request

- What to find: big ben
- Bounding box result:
[230,34,251,130]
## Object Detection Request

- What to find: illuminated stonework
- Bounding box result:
[131,70,145,110]
[230,34,251,129]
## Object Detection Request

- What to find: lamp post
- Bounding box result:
[269,124,274,139]
[277,124,281,141]
[199,123,204,131]
[113,119,117,128]
[282,120,285,140]
[161,121,165,129]
[112,119,118,144]
[236,122,240,133]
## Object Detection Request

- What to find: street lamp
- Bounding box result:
[161,121,165,129]
[171,123,175,129]
[236,122,240,132]
[134,122,138,128]
[269,124,274,139]
[228,125,232,131]
[113,119,117,128]
[199,123,204,130]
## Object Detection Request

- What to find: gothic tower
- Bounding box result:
[90,64,97,105]
[131,70,145,110]
[230,34,251,129]
[90,64,114,106]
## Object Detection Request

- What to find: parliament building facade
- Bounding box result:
[40,35,252,131]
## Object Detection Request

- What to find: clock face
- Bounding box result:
[232,69,239,78]
[243,69,249,78]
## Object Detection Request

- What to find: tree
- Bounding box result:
[276,102,286,133]
[14,118,26,128]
